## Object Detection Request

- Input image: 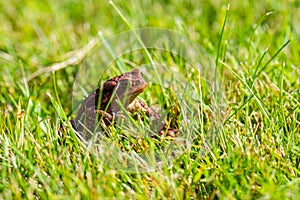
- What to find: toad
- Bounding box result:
[71,68,178,140]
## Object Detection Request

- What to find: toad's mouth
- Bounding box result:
[132,83,147,94]
[126,83,147,102]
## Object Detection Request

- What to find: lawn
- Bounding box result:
[0,0,299,199]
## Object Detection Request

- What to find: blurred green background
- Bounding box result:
[0,0,299,199]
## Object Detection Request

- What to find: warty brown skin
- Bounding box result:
[71,68,178,140]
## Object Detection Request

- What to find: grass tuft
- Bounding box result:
[0,0,299,199]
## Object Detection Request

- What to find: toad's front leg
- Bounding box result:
[128,100,179,137]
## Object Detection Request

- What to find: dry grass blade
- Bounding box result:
[26,37,100,81]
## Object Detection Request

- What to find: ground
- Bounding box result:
[0,0,299,199]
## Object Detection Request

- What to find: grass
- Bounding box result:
[0,0,299,199]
